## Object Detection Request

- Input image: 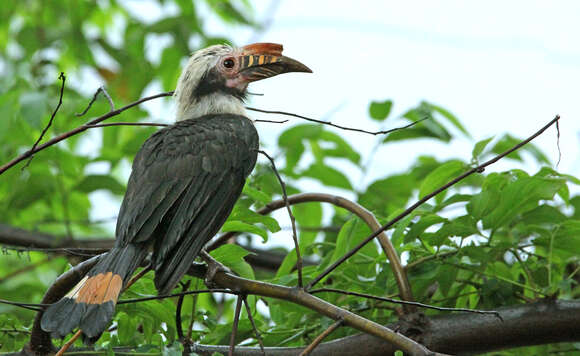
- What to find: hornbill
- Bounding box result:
[41,43,311,339]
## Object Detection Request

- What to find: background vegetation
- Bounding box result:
[1,1,578,355]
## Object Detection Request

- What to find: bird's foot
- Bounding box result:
[199,250,231,289]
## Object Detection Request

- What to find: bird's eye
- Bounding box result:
[223,58,235,68]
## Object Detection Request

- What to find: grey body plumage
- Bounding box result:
[119,114,258,294]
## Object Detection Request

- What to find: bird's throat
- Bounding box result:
[176,93,246,121]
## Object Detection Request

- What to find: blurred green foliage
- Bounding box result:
[0,1,578,355]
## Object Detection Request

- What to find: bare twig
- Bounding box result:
[254,118,289,124]
[117,288,235,305]
[0,91,174,176]
[54,330,81,356]
[299,319,343,356]
[229,296,244,356]
[124,264,152,291]
[86,122,169,128]
[22,72,66,170]
[306,115,561,290]
[176,280,191,341]
[555,119,561,169]
[76,86,114,117]
[257,150,303,288]
[310,288,502,320]
[0,298,44,312]
[246,107,428,136]
[242,296,265,355]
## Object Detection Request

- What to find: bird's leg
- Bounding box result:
[199,250,231,288]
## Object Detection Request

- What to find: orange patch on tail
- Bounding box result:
[75,272,123,305]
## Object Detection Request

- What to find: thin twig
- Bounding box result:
[0,91,174,176]
[185,279,200,354]
[258,150,303,288]
[124,264,152,291]
[247,107,428,136]
[555,119,561,169]
[176,280,191,341]
[299,319,343,356]
[306,115,561,290]
[101,86,114,111]
[310,288,502,320]
[229,296,243,356]
[22,72,66,170]
[254,118,289,124]
[76,86,114,117]
[86,122,169,128]
[0,298,45,311]
[242,295,265,355]
[117,288,235,305]
[55,329,81,356]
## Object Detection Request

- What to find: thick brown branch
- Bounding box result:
[191,299,580,356]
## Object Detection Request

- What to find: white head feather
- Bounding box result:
[174,44,246,121]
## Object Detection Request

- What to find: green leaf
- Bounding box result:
[472,136,494,160]
[483,176,565,229]
[243,184,271,204]
[75,174,125,195]
[302,163,352,190]
[275,248,297,280]
[427,102,470,137]
[418,160,465,199]
[210,244,255,280]
[221,221,268,241]
[293,202,322,248]
[318,131,361,165]
[19,91,48,129]
[490,134,550,164]
[405,214,447,243]
[278,124,322,170]
[369,99,393,121]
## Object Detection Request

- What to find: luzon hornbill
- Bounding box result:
[41,43,311,339]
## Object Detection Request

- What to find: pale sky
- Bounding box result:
[89,1,580,240]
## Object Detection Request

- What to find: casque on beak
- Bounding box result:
[238,43,312,82]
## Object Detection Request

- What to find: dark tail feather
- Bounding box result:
[41,244,146,338]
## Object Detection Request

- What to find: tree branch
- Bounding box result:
[191,299,580,356]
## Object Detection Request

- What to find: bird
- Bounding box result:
[41,42,311,339]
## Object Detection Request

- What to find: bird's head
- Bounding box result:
[175,43,311,120]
